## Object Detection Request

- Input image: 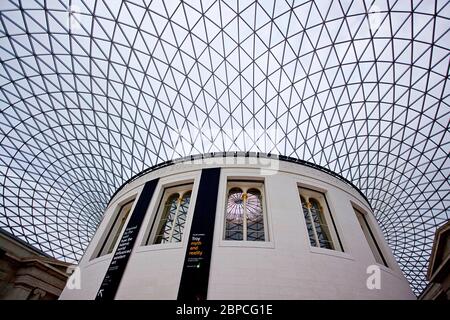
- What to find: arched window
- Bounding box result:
[154,193,180,244]
[354,207,388,267]
[301,196,316,247]
[225,188,244,240]
[309,198,333,249]
[107,202,132,254]
[225,182,266,241]
[150,184,193,245]
[171,191,191,242]
[97,199,134,258]
[246,188,264,241]
[299,188,341,251]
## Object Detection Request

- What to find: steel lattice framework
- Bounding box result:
[0,0,449,295]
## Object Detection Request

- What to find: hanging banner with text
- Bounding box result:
[177,168,221,301]
[96,178,159,300]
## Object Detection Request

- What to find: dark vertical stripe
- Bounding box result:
[96,178,159,300]
[361,212,388,267]
[177,168,221,301]
[323,195,344,252]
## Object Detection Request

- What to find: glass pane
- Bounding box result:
[246,188,264,241]
[154,193,179,244]
[225,222,244,240]
[171,191,191,243]
[301,196,316,247]
[356,209,387,266]
[225,188,244,240]
[310,198,334,250]
[107,201,133,254]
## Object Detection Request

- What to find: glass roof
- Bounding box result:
[0,0,448,295]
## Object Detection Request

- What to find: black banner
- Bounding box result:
[177,168,221,301]
[96,178,159,300]
[3,300,440,319]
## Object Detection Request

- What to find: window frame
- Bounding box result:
[354,206,389,267]
[223,179,269,242]
[144,182,194,246]
[94,197,136,259]
[298,186,344,252]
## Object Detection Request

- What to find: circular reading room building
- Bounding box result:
[59,153,415,300]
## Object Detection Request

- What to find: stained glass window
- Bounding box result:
[225,188,244,241]
[225,182,266,241]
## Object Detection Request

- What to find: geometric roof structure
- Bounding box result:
[0,0,448,295]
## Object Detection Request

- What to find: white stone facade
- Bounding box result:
[60,156,415,299]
